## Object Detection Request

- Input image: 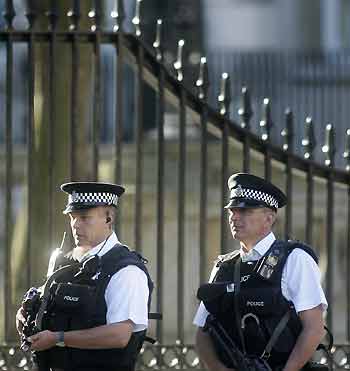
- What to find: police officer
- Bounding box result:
[16,182,152,371]
[193,173,328,371]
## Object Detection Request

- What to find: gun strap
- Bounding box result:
[207,316,242,368]
[317,325,333,353]
[262,309,291,358]
[234,257,247,354]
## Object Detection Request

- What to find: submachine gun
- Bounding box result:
[199,281,272,371]
[20,264,77,371]
[21,287,41,352]
[204,314,272,371]
[20,234,76,371]
[199,282,332,371]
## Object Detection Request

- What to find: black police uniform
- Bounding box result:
[198,239,318,370]
[38,243,153,371]
[24,182,153,371]
[196,173,327,371]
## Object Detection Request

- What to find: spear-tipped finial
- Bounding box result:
[343,129,350,172]
[88,0,102,32]
[322,124,336,167]
[238,86,253,129]
[25,0,37,30]
[3,0,16,30]
[111,0,125,32]
[46,0,59,31]
[302,116,316,160]
[218,73,231,117]
[174,39,185,82]
[67,0,81,31]
[132,0,143,37]
[153,19,163,61]
[281,108,294,152]
[259,98,273,142]
[196,57,209,101]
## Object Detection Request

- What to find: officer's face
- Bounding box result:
[69,207,110,248]
[228,207,275,248]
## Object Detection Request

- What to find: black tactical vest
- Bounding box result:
[200,240,318,369]
[38,243,153,371]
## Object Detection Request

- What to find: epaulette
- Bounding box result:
[214,250,240,266]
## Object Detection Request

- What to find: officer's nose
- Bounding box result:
[228,209,240,222]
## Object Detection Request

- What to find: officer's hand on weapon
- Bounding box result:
[28,330,57,351]
[16,307,26,335]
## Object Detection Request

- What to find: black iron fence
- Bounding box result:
[207,50,350,167]
[1,0,350,370]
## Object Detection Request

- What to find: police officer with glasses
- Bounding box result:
[16,182,153,371]
[194,173,328,371]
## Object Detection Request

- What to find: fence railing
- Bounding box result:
[206,50,350,167]
[1,0,350,370]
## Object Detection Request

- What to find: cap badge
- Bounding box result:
[234,185,243,197]
[71,191,79,202]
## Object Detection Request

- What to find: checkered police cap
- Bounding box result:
[61,182,125,214]
[224,173,286,210]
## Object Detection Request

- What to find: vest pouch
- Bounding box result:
[197,282,235,317]
[53,283,95,313]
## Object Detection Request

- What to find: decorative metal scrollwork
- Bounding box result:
[2,344,349,370]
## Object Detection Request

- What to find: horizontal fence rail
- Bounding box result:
[0,1,350,370]
[0,344,349,370]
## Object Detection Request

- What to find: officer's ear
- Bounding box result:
[105,208,115,229]
[264,208,277,226]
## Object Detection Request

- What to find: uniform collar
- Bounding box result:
[78,231,121,262]
[240,231,276,261]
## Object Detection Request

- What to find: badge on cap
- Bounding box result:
[234,185,243,197]
[71,191,78,202]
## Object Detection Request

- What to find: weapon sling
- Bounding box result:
[233,257,247,353]
[233,258,293,360]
